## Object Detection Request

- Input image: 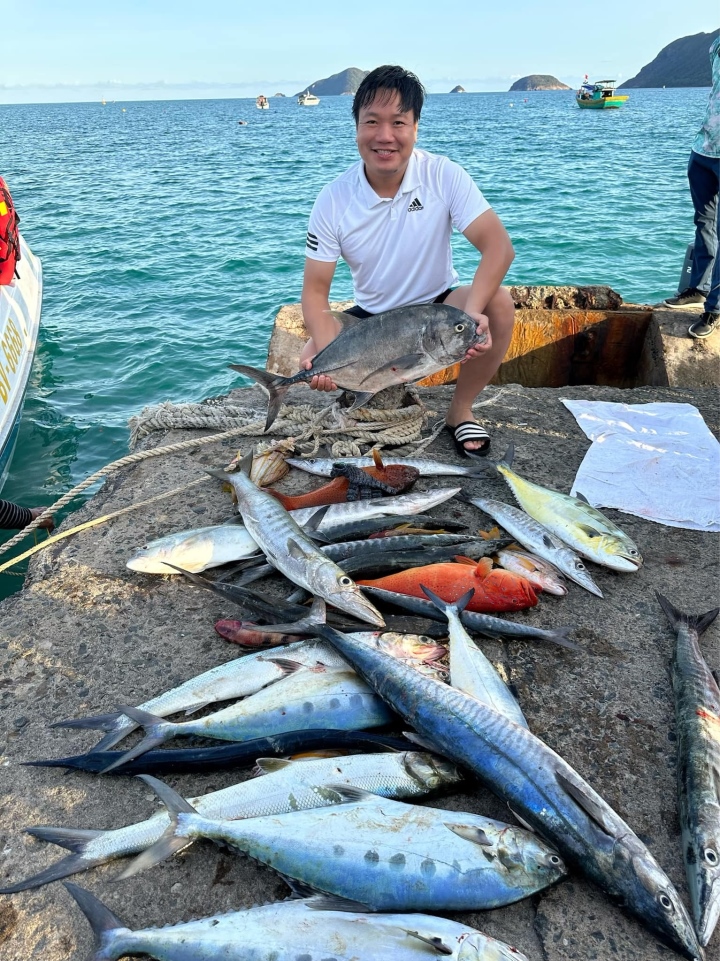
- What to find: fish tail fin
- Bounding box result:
[655,591,720,637]
[0,827,108,892]
[26,825,104,852]
[540,625,582,652]
[64,881,127,960]
[115,775,199,879]
[97,707,173,773]
[500,441,515,468]
[229,363,290,431]
[49,711,122,732]
[420,584,475,616]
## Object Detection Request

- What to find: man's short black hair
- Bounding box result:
[352,65,425,124]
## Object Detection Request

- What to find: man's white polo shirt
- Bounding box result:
[305,148,490,314]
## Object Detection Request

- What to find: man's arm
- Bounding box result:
[300,257,341,391]
[459,209,515,359]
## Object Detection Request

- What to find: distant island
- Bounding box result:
[273,93,285,98]
[620,30,718,87]
[450,85,466,93]
[294,67,368,99]
[509,75,571,91]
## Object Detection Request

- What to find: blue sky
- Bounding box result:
[2,1,717,102]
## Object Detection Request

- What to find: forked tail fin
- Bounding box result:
[229,363,291,431]
[655,591,720,637]
[64,882,128,961]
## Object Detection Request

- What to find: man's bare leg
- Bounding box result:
[444,286,515,452]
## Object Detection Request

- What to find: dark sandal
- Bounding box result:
[444,421,491,458]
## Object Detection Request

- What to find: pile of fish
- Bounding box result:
[7,421,719,961]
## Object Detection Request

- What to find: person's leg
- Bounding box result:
[688,151,719,296]
[443,285,515,452]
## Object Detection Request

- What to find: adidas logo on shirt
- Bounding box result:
[407,198,424,212]
[306,231,319,251]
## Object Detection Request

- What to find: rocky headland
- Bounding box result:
[294,67,368,98]
[509,74,571,91]
[621,30,718,87]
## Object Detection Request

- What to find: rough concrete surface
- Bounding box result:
[0,382,719,961]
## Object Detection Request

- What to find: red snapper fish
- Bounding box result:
[358,557,538,613]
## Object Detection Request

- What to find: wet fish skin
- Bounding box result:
[339,541,510,579]
[488,444,643,572]
[66,886,528,961]
[231,303,483,430]
[288,487,462,533]
[495,547,567,596]
[465,493,603,598]
[657,592,720,947]
[315,626,703,960]
[122,778,566,911]
[126,523,260,574]
[287,454,490,478]
[216,466,384,626]
[2,752,459,893]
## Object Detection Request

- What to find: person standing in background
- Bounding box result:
[663,34,720,339]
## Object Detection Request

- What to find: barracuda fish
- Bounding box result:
[126,521,261,574]
[101,669,395,772]
[340,543,510,580]
[2,752,459,893]
[495,546,567,596]
[51,625,338,752]
[231,303,484,431]
[486,444,643,572]
[422,587,528,729]
[656,592,720,947]
[321,513,466,542]
[66,885,529,961]
[121,776,566,911]
[289,487,462,533]
[464,493,603,598]
[361,585,579,650]
[212,462,384,626]
[287,453,491,478]
[315,626,704,960]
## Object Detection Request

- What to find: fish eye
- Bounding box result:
[659,893,674,911]
[704,848,719,865]
[628,548,639,556]
[339,576,353,587]
[549,855,562,865]
[575,561,586,571]
[454,323,465,332]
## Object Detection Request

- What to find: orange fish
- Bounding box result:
[357,556,538,612]
[266,458,419,511]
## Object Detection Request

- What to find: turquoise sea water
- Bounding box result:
[0,87,710,588]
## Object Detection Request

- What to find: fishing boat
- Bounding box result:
[256,95,269,110]
[0,234,42,488]
[576,79,629,109]
[298,91,320,106]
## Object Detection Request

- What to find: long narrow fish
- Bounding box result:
[214,463,384,626]
[288,454,491,478]
[486,443,643,571]
[231,303,483,430]
[320,513,466,542]
[66,886,529,961]
[51,629,340,753]
[122,777,566,911]
[315,626,703,960]
[102,669,395,771]
[289,486,462,533]
[362,585,580,650]
[422,587,528,728]
[464,493,603,597]
[2,752,460,893]
[657,592,720,947]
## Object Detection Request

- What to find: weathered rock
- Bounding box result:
[450,85,466,93]
[621,30,718,88]
[509,75,572,91]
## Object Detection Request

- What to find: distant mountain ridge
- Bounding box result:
[510,75,571,91]
[620,31,718,87]
[295,67,368,98]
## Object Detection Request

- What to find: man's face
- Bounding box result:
[356,91,418,189]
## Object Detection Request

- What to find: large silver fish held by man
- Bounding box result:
[231,303,484,430]
[315,626,703,959]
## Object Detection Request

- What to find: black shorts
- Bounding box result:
[344,288,454,320]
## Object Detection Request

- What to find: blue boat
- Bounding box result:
[0,234,42,490]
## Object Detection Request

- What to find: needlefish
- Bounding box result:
[2,752,460,893]
[484,443,643,572]
[207,458,384,626]
[657,592,720,948]
[313,626,703,959]
[66,886,529,961]
[120,776,566,911]
[231,303,485,430]
[287,452,492,478]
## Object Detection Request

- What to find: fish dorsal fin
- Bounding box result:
[555,770,615,835]
[453,555,477,567]
[305,893,373,913]
[445,823,492,846]
[405,931,454,955]
[575,491,590,504]
[371,448,385,470]
[328,309,364,327]
[475,557,493,576]
[279,874,324,899]
[254,757,294,774]
[577,524,602,538]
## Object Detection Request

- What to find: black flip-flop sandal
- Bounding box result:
[444,421,491,458]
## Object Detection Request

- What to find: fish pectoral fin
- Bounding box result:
[575,491,590,504]
[508,806,537,833]
[359,353,426,383]
[542,534,555,549]
[319,782,376,804]
[287,538,313,561]
[344,390,376,412]
[576,524,603,539]
[304,892,373,913]
[555,770,616,835]
[444,823,493,847]
[402,730,440,752]
[254,757,294,774]
[405,932,454,955]
[262,657,308,676]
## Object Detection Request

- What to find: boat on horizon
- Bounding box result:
[256,94,269,110]
[298,91,320,106]
[576,79,629,109]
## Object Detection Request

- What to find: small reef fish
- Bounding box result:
[265,461,419,510]
[422,587,528,728]
[214,620,305,647]
[2,752,459,892]
[213,460,384,626]
[66,886,529,961]
[657,591,720,947]
[358,557,538,613]
[315,626,703,960]
[486,443,643,572]
[126,521,260,574]
[495,546,568,596]
[465,493,603,597]
[121,777,566,912]
[230,303,484,430]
